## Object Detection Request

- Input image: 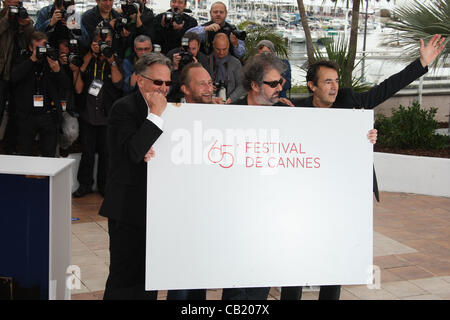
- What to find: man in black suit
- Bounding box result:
[282,34,445,301]
[99,52,172,299]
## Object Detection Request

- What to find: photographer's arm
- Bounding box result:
[11,54,34,84]
[0,11,10,34]
[231,39,246,59]
[108,56,123,87]
[70,65,84,94]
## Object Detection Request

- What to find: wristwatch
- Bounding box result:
[111,61,117,67]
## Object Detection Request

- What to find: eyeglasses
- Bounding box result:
[262,79,283,88]
[135,47,152,52]
[139,74,172,86]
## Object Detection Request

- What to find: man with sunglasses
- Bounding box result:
[99,52,172,299]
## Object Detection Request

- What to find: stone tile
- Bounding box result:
[409,277,450,295]
[82,276,108,292]
[380,269,404,283]
[343,285,398,300]
[401,294,443,300]
[339,289,360,300]
[373,232,418,257]
[301,291,319,300]
[71,292,99,300]
[206,289,222,300]
[387,266,435,281]
[374,255,412,269]
[381,281,427,298]
[157,290,168,300]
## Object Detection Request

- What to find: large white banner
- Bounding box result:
[146,104,374,290]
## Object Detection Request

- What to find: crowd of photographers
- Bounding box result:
[0,0,291,197]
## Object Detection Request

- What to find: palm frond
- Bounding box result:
[386,0,450,69]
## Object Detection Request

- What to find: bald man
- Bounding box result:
[186,1,246,58]
[208,33,245,104]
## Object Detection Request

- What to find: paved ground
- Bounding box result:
[71,191,450,300]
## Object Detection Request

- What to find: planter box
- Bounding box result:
[374,152,450,197]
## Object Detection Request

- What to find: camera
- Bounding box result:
[67,39,83,67]
[98,41,113,58]
[178,37,194,69]
[165,8,183,26]
[220,24,246,41]
[36,43,59,61]
[59,0,74,20]
[114,16,136,33]
[8,2,28,20]
[121,0,140,17]
[214,81,227,102]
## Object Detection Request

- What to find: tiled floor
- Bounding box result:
[71,191,450,300]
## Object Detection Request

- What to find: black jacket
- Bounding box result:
[99,90,163,227]
[81,6,120,46]
[153,9,197,54]
[79,56,123,126]
[10,52,70,119]
[294,58,429,201]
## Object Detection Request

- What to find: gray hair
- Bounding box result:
[242,52,287,91]
[134,34,152,47]
[135,52,172,75]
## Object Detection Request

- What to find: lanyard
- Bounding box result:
[93,60,107,81]
[34,70,44,95]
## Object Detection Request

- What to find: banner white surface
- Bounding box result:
[146,103,374,290]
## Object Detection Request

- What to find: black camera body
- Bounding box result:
[115,16,136,33]
[165,8,183,26]
[68,39,83,67]
[121,0,140,17]
[8,3,28,20]
[179,51,193,69]
[178,37,193,70]
[220,24,246,41]
[36,43,58,61]
[98,41,113,58]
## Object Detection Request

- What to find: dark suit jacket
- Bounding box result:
[99,90,163,228]
[294,58,428,201]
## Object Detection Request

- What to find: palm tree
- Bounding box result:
[313,35,371,92]
[386,0,449,68]
[238,21,291,63]
[296,0,362,88]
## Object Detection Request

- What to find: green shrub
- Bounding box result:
[375,101,450,150]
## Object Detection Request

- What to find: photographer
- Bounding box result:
[10,31,70,157]
[153,0,197,54]
[81,0,120,47]
[122,34,152,94]
[35,0,88,48]
[73,27,123,198]
[166,32,210,102]
[186,1,245,59]
[0,0,34,154]
[119,0,155,40]
[208,33,245,104]
[56,38,83,156]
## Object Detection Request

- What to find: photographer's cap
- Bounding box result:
[256,40,275,53]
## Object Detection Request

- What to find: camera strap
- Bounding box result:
[93,60,107,81]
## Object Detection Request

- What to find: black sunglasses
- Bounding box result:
[262,79,283,88]
[140,74,172,86]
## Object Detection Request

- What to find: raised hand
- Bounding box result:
[420,34,446,67]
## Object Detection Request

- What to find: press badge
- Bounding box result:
[88,80,103,97]
[33,95,44,107]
